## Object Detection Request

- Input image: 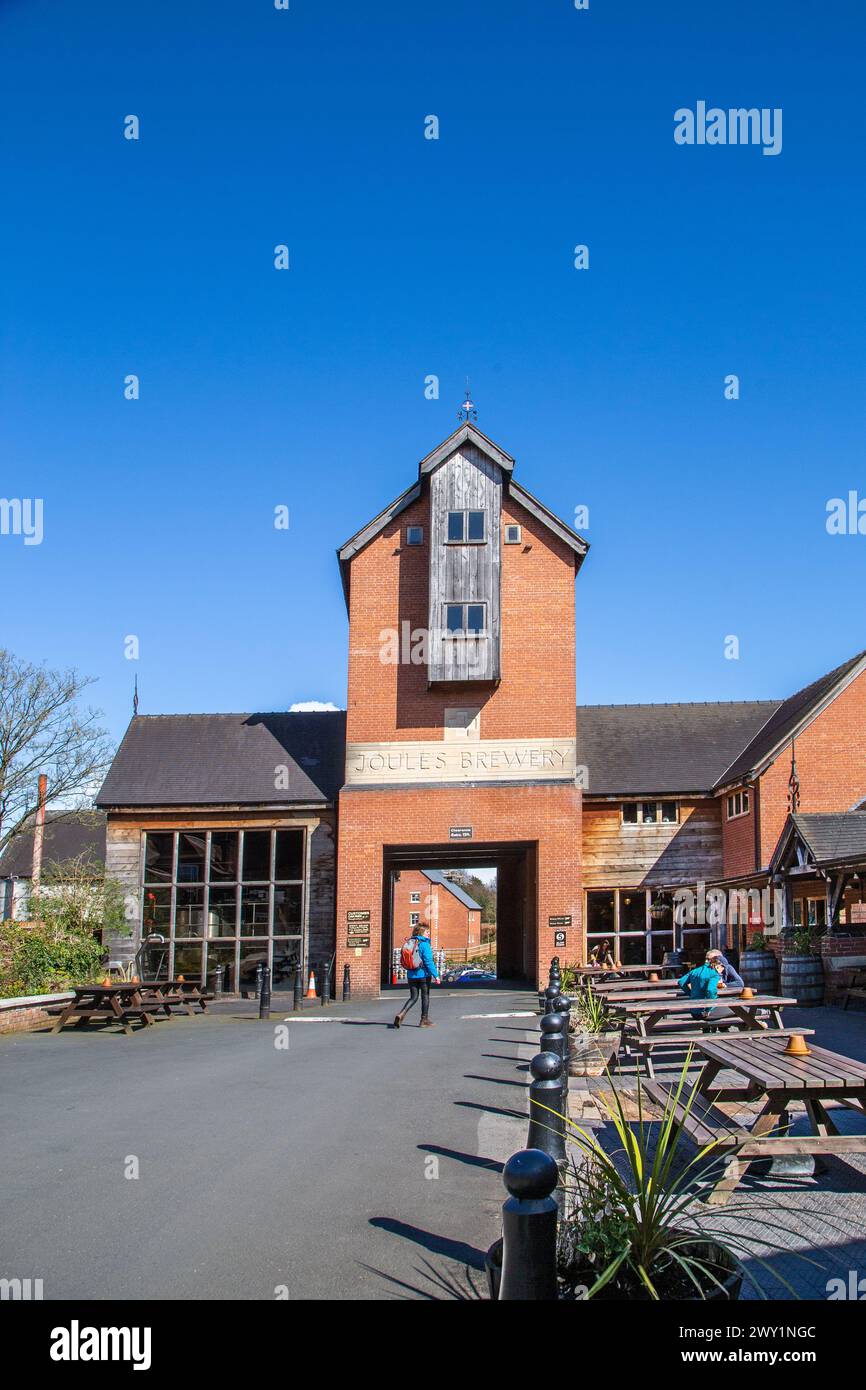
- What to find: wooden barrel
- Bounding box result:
[780,953,824,1007]
[740,949,777,996]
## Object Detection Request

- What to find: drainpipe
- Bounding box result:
[31,774,48,896]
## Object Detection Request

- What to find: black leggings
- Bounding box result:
[399,977,430,1020]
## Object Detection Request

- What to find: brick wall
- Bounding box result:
[720,792,757,878]
[757,666,866,867]
[335,782,582,995]
[345,487,578,745]
[391,868,483,953]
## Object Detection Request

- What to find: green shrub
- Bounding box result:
[0,921,105,997]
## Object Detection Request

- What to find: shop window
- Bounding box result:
[141,829,306,987]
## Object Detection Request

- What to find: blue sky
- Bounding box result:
[2,0,865,748]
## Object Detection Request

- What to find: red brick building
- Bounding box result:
[391,869,483,955]
[95,421,866,997]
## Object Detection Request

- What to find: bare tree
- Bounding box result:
[0,649,114,856]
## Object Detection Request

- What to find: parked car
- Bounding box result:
[446,967,497,984]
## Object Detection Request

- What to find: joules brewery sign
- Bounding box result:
[345,738,577,786]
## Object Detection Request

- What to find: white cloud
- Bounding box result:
[289,701,341,713]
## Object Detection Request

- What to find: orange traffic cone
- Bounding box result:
[305,969,317,1000]
[391,966,398,985]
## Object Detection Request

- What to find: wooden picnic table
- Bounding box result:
[616,993,795,1033]
[592,978,685,996]
[50,984,166,1037]
[578,962,681,977]
[614,993,800,1077]
[137,979,211,1015]
[643,1034,866,1204]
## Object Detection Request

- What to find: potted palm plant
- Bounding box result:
[555,1059,808,1300]
[568,983,622,1077]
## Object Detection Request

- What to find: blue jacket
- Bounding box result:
[679,963,720,1019]
[407,934,439,981]
[679,964,719,1000]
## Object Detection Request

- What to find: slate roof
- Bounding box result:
[0,812,107,878]
[576,701,779,796]
[715,650,866,786]
[96,712,346,808]
[790,813,866,865]
[422,868,484,911]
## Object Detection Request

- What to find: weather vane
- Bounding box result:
[133,674,139,718]
[457,379,477,423]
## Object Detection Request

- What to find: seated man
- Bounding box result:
[679,955,728,1023]
[706,948,744,990]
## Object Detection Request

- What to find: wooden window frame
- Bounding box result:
[621,800,679,826]
[446,509,487,545]
[444,602,486,637]
[726,789,750,820]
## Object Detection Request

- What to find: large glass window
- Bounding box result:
[140,828,306,987]
[585,888,680,966]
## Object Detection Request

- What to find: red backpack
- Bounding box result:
[400,936,423,970]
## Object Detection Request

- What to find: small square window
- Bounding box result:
[467,510,485,542]
[406,526,423,546]
[466,604,484,633]
[409,892,420,903]
[447,512,464,542]
[641,802,658,824]
[660,802,678,823]
[446,604,463,633]
[410,912,420,927]
[504,524,522,544]
[622,803,638,823]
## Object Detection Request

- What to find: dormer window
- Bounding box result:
[447,510,486,543]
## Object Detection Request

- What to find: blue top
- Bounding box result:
[679,963,720,1019]
[679,964,719,1000]
[407,934,439,981]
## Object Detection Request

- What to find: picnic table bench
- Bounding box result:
[138,980,212,1015]
[614,994,798,1077]
[578,962,681,978]
[50,985,167,1037]
[840,969,866,1012]
[642,1034,866,1205]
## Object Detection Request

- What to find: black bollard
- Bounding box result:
[293,961,304,1013]
[540,1011,568,1066]
[321,961,331,1007]
[543,984,560,1015]
[258,966,271,1019]
[553,995,572,1061]
[527,1051,566,1162]
[342,963,351,1002]
[498,1149,559,1301]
